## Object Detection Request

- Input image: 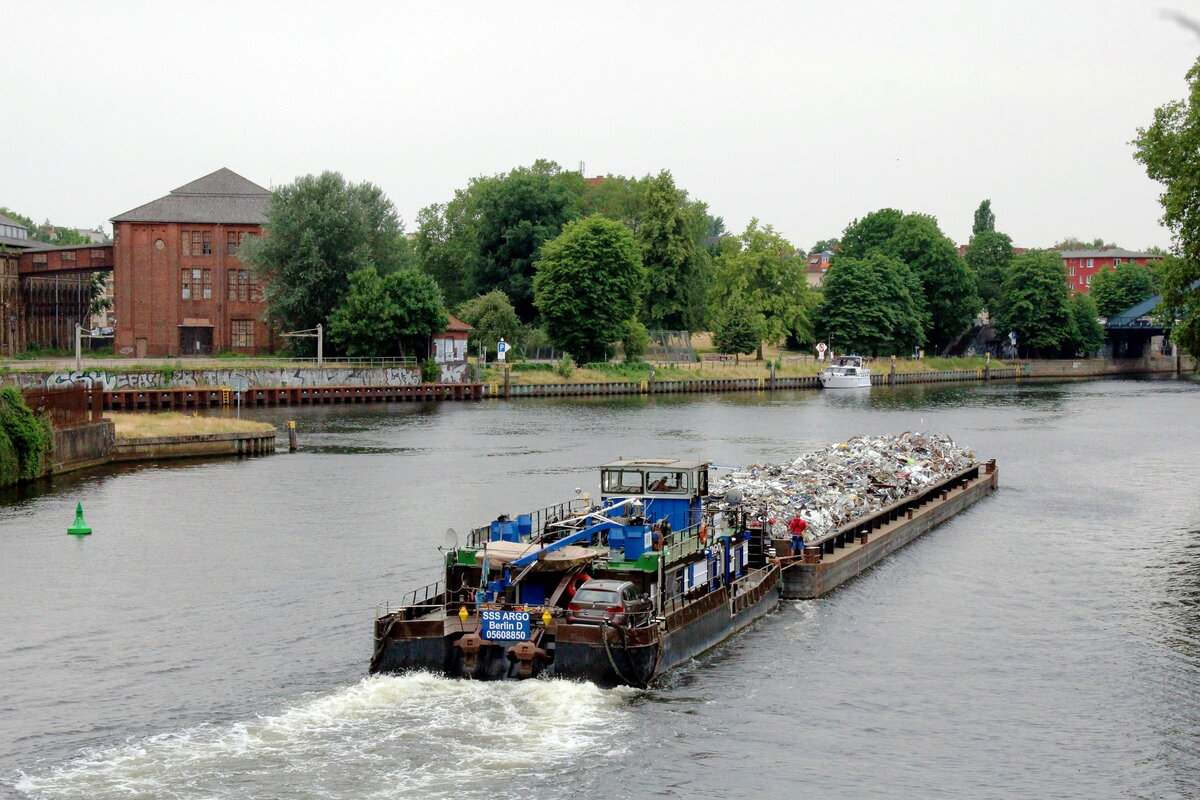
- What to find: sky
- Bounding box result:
[5,0,1200,251]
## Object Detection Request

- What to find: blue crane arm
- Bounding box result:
[508,520,616,569]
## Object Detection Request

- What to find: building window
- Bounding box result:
[1112,258,1122,265]
[185,230,212,256]
[1086,275,1093,286]
[182,268,211,299]
[1069,266,1075,276]
[227,231,252,255]
[231,319,254,348]
[1086,258,1094,268]
[91,249,106,261]
[60,250,76,262]
[228,269,249,301]
[32,253,47,264]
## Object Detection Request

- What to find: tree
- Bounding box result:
[414,189,482,310]
[810,238,839,254]
[708,220,813,358]
[1089,262,1158,318]
[622,319,650,362]
[1151,256,1200,355]
[533,215,645,362]
[471,160,581,321]
[972,200,995,236]
[815,253,924,356]
[887,214,978,352]
[994,251,1073,356]
[1053,236,1117,250]
[242,171,410,353]
[1066,292,1105,356]
[839,209,903,259]
[964,231,1014,311]
[326,267,447,357]
[638,171,705,330]
[711,296,764,362]
[1133,54,1200,358]
[455,290,522,359]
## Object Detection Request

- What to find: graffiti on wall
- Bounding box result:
[11,366,432,391]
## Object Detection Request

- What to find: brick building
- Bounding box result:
[1058,248,1162,294]
[111,168,272,357]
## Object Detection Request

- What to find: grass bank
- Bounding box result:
[479,356,1007,384]
[108,412,275,438]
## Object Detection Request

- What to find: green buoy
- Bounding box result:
[67,502,92,536]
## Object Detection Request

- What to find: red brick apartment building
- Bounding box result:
[112,168,273,357]
[1059,248,1161,294]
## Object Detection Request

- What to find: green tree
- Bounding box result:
[414,188,483,310]
[533,215,645,362]
[472,160,581,321]
[709,220,813,357]
[1133,55,1200,357]
[815,253,924,356]
[810,238,839,254]
[326,267,447,357]
[711,296,764,362]
[638,171,705,330]
[888,214,978,352]
[1066,292,1105,356]
[242,171,410,354]
[455,290,522,359]
[839,209,903,259]
[1089,262,1158,317]
[964,231,1014,310]
[622,319,650,362]
[994,251,1073,356]
[972,200,995,236]
[1053,236,1117,250]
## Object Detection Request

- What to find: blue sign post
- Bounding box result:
[480,609,530,641]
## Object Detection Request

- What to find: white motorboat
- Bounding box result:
[818,355,871,388]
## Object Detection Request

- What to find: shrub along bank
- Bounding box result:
[0,387,53,487]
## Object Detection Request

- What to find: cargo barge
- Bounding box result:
[371,459,779,687]
[772,460,998,598]
[371,454,996,686]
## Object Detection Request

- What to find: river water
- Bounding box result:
[1,377,1198,799]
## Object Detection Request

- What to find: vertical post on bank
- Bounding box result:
[316,324,324,367]
[888,354,896,386]
[75,323,82,371]
[503,364,510,398]
[288,420,297,452]
[769,361,776,389]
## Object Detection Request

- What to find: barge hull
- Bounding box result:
[782,464,998,599]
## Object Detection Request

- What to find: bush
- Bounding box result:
[0,429,18,487]
[554,355,576,379]
[510,362,558,373]
[0,387,53,483]
[622,320,650,362]
[420,359,441,383]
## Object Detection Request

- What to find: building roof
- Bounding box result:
[111,167,271,224]
[0,212,29,230]
[444,314,474,332]
[0,235,48,252]
[1057,248,1160,259]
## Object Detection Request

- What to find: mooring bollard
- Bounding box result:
[288,420,298,452]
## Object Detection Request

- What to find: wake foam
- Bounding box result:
[15,673,636,799]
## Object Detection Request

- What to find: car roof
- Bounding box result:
[580,579,631,591]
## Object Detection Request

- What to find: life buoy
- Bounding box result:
[566,572,591,598]
[698,524,708,546]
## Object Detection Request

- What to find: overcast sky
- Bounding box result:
[6,0,1200,251]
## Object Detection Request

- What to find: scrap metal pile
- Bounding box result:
[714,433,975,541]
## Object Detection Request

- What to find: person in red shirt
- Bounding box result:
[787,515,808,555]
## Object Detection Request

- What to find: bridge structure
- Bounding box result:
[1104,278,1200,358]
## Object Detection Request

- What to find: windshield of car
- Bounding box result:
[573,589,619,604]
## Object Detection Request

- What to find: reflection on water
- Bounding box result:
[1,377,1199,799]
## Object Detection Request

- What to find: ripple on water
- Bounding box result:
[13,673,638,800]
